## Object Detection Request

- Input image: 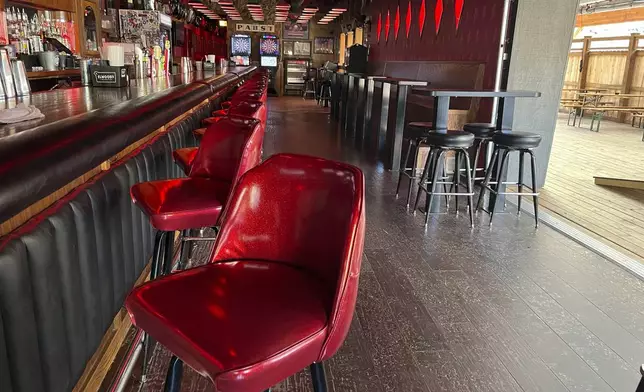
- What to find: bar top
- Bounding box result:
[412,88,542,98]
[0,66,256,223]
[0,69,238,139]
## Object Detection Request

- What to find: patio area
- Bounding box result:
[541,114,644,262]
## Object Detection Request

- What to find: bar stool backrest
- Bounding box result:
[228,100,267,126]
[189,117,263,183]
[210,153,366,362]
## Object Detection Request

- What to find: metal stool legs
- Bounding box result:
[164,356,183,392]
[310,362,328,392]
[318,83,332,107]
[413,148,475,227]
[396,138,421,208]
[303,79,316,99]
[477,146,540,227]
[472,137,493,181]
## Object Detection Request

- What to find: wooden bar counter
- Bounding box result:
[0,66,257,392]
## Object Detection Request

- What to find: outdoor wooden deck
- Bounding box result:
[541,114,644,261]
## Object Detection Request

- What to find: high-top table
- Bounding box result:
[412,88,542,212]
[373,78,429,171]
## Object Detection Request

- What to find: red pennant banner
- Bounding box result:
[385,9,391,42]
[405,1,412,39]
[394,5,400,40]
[377,13,382,42]
[419,0,426,37]
[434,0,443,35]
[455,0,464,30]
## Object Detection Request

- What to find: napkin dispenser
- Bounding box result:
[90,65,129,87]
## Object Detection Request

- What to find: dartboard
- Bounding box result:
[260,38,279,56]
[231,35,251,55]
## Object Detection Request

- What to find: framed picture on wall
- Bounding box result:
[283,41,294,56]
[314,37,334,54]
[293,41,311,56]
[283,22,309,40]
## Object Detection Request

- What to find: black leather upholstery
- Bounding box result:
[424,131,475,149]
[492,131,542,149]
[0,310,12,392]
[463,123,496,138]
[0,105,205,392]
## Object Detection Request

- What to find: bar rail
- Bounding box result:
[0,66,255,224]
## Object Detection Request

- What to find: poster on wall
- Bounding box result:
[314,37,334,54]
[283,22,309,40]
[294,41,311,56]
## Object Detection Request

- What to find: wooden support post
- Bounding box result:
[619,33,639,122]
[577,36,592,91]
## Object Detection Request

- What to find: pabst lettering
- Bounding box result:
[94,71,117,83]
[235,23,275,33]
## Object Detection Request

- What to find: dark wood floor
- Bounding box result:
[116,97,644,392]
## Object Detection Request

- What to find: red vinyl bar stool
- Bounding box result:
[220,81,268,110]
[125,153,366,392]
[201,100,267,130]
[131,116,263,279]
[176,111,266,177]
[130,117,263,381]
[215,89,267,117]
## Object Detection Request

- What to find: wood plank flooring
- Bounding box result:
[542,115,644,261]
[108,98,644,392]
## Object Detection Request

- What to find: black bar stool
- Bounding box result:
[395,122,433,208]
[318,69,332,107]
[463,123,496,181]
[413,131,476,227]
[476,131,542,227]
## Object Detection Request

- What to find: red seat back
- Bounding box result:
[210,153,366,362]
[228,100,267,125]
[189,117,263,183]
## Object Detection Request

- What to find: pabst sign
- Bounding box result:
[235,23,275,33]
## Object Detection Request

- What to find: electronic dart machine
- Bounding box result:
[259,34,279,95]
[230,33,251,66]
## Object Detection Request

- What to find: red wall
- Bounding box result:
[368,0,505,89]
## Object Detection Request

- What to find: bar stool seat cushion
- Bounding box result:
[193,127,207,140]
[203,116,226,126]
[125,260,328,391]
[493,131,542,149]
[463,123,496,138]
[211,109,228,117]
[424,130,475,149]
[173,147,198,175]
[130,178,231,231]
